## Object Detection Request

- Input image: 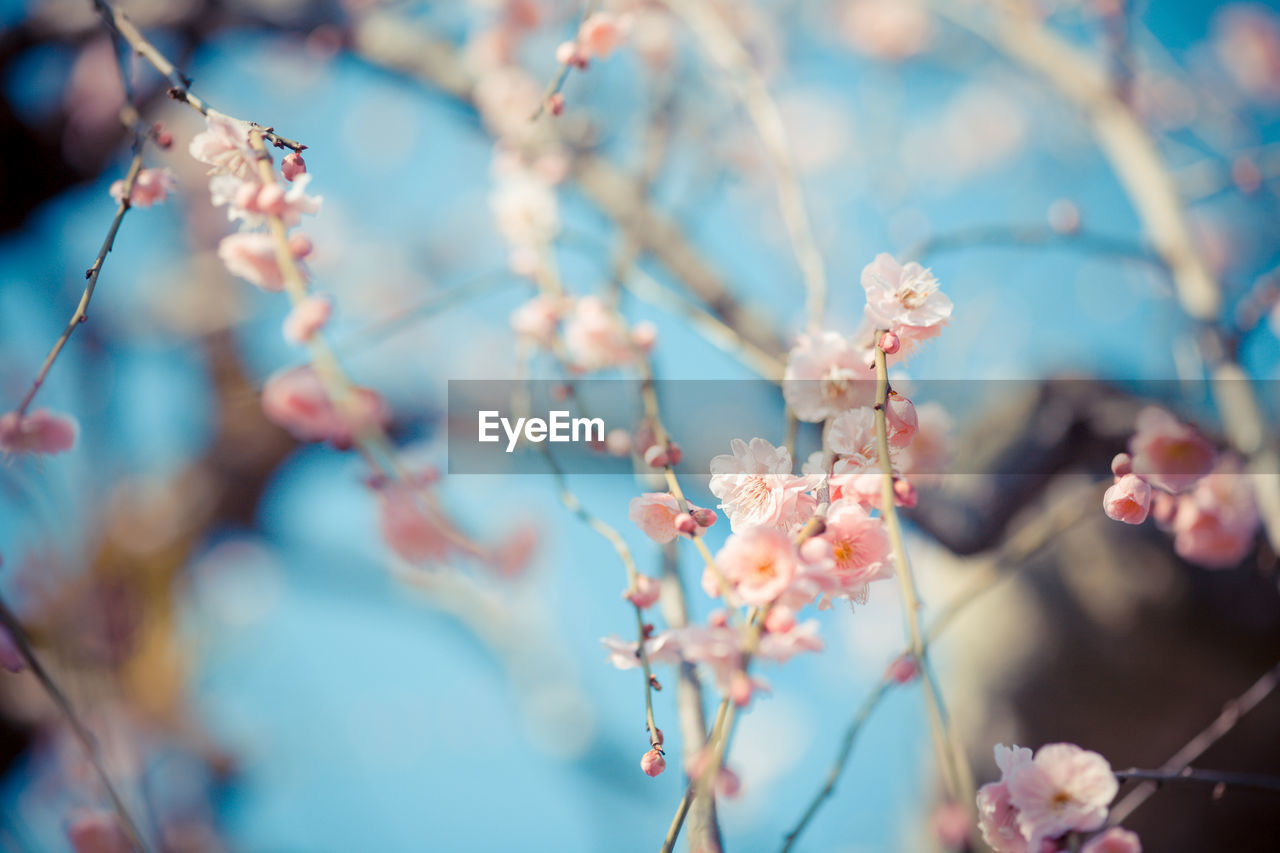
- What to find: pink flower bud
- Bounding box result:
[1103,473,1151,525]
[624,574,661,609]
[708,609,729,628]
[282,151,307,182]
[1111,452,1134,478]
[0,409,78,456]
[690,508,717,528]
[675,513,697,536]
[730,670,753,707]
[641,748,666,777]
[288,233,314,258]
[555,41,579,66]
[549,93,565,116]
[665,442,683,466]
[66,811,130,853]
[605,428,631,456]
[893,478,918,508]
[643,445,669,468]
[151,122,172,149]
[878,331,900,354]
[717,766,741,799]
[886,654,919,684]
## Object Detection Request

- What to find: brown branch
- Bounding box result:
[1108,660,1280,825]
[90,0,305,152]
[13,122,145,417]
[0,597,150,852]
[347,13,785,362]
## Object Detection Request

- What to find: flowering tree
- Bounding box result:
[0,0,1278,851]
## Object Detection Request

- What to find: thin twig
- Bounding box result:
[873,341,968,802]
[91,0,305,152]
[1113,768,1280,794]
[13,125,145,417]
[779,481,1100,852]
[1108,660,1280,825]
[0,598,150,852]
[657,0,828,331]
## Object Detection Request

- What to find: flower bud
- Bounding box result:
[640,749,666,777]
[690,508,717,528]
[288,233,314,258]
[879,331,900,355]
[1111,452,1133,478]
[643,445,669,468]
[886,654,919,684]
[893,478,918,508]
[675,513,697,536]
[282,151,307,182]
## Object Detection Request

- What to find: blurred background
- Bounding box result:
[0,0,1278,850]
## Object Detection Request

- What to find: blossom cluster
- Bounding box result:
[978,742,1139,853]
[602,253,952,777]
[1103,407,1260,568]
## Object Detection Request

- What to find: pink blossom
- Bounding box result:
[783,332,877,422]
[977,744,1034,853]
[1170,455,1260,568]
[1103,474,1151,525]
[756,618,824,662]
[66,810,130,853]
[1006,743,1118,848]
[601,632,682,670]
[861,252,952,331]
[1128,407,1215,494]
[710,526,800,606]
[210,173,321,228]
[641,748,666,777]
[818,500,893,598]
[189,110,257,180]
[1213,5,1280,102]
[218,232,309,291]
[109,167,175,208]
[377,483,450,563]
[625,574,662,609]
[885,391,918,448]
[283,295,332,344]
[709,438,815,531]
[510,294,565,348]
[282,151,307,181]
[977,781,1028,853]
[688,747,744,798]
[491,172,559,250]
[841,0,933,61]
[260,366,388,449]
[563,296,635,371]
[0,409,78,455]
[1081,828,1142,853]
[578,12,630,60]
[629,493,707,543]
